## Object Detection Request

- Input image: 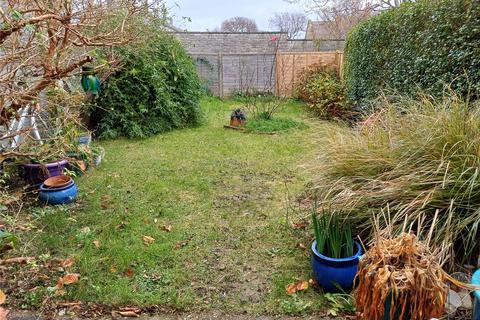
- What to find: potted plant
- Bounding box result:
[355,232,468,320]
[230,108,246,127]
[311,206,362,293]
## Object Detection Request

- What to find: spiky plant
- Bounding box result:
[309,94,480,267]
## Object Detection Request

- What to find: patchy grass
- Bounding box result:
[4,97,339,316]
[245,117,306,134]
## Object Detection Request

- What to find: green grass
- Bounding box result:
[245,117,306,134]
[14,97,335,315]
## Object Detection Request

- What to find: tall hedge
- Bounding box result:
[91,32,202,139]
[344,0,480,106]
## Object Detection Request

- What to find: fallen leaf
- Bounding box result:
[112,307,141,318]
[93,240,100,248]
[161,225,172,232]
[56,273,80,289]
[0,290,5,304]
[297,243,307,250]
[116,221,128,229]
[124,267,134,278]
[175,239,190,249]
[291,222,306,230]
[109,265,118,273]
[61,257,75,268]
[142,235,155,245]
[0,256,34,265]
[57,301,82,307]
[0,307,9,320]
[286,280,309,295]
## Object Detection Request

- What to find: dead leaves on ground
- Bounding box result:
[0,256,35,265]
[112,307,141,318]
[0,290,7,320]
[56,273,80,290]
[142,235,155,246]
[61,257,75,269]
[286,280,310,295]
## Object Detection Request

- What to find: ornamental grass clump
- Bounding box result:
[356,232,452,320]
[309,94,480,266]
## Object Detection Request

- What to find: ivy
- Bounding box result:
[344,0,480,108]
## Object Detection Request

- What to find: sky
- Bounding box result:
[166,0,311,32]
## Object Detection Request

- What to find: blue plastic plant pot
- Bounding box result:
[311,240,362,293]
[39,180,78,205]
[473,269,480,320]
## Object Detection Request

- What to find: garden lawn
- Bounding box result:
[17,97,334,315]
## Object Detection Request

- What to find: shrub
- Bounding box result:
[296,64,351,120]
[90,32,202,139]
[309,95,480,267]
[344,0,480,107]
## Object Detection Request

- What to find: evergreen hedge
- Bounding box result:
[344,0,480,106]
[91,32,202,139]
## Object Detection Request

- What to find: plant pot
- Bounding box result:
[78,133,92,146]
[39,179,78,205]
[311,240,362,293]
[44,175,72,188]
[93,146,105,166]
[473,269,480,320]
[22,159,68,186]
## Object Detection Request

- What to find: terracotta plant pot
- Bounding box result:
[43,175,72,188]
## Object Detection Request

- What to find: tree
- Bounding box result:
[286,0,415,38]
[269,12,307,39]
[0,0,158,119]
[220,17,258,32]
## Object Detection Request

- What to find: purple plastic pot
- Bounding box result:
[22,160,68,185]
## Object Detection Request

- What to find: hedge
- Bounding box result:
[344,0,480,106]
[90,31,202,139]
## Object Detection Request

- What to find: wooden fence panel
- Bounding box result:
[275,51,343,97]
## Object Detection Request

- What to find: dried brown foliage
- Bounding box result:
[356,233,467,320]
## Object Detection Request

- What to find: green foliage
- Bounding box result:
[91,31,202,139]
[312,204,354,259]
[344,0,480,106]
[309,94,480,266]
[324,293,356,317]
[296,64,351,120]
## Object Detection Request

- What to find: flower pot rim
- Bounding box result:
[23,159,68,167]
[473,269,480,300]
[40,179,75,192]
[311,240,362,263]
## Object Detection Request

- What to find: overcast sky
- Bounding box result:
[166,0,311,31]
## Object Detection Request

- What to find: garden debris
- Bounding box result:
[124,267,134,278]
[356,233,472,320]
[142,235,155,246]
[60,257,75,269]
[291,222,306,230]
[56,273,80,289]
[112,307,141,318]
[0,290,5,304]
[0,307,9,320]
[175,238,191,249]
[93,240,100,248]
[286,280,309,295]
[161,225,172,232]
[0,256,34,265]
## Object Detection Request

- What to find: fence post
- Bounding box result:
[218,53,223,97]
